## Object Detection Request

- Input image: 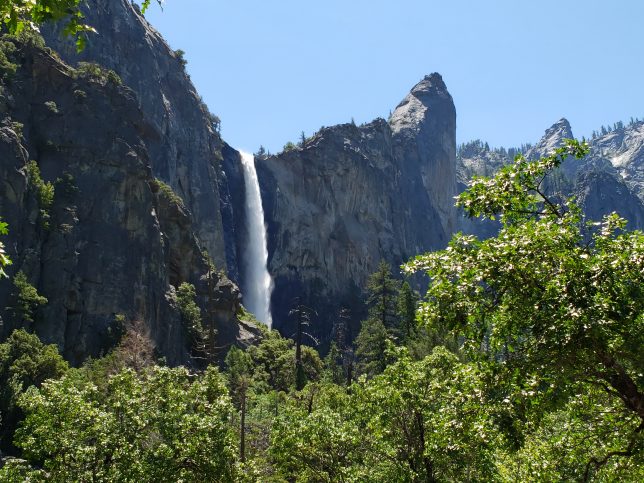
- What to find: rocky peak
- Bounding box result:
[389,73,452,136]
[526,118,574,160]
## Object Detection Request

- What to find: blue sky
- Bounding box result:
[144,0,643,153]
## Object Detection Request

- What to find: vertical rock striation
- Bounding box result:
[256,74,457,343]
[0,38,254,365]
[43,0,236,272]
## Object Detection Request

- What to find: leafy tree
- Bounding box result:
[24,160,54,229]
[225,346,253,462]
[323,341,344,385]
[271,405,369,482]
[354,347,500,481]
[15,366,237,481]
[498,384,644,481]
[0,0,92,50]
[0,329,68,454]
[0,0,162,51]
[176,281,219,364]
[271,348,499,482]
[8,271,47,326]
[245,329,322,393]
[405,139,644,472]
[176,282,204,346]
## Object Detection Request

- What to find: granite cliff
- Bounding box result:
[0,33,254,364]
[43,0,243,278]
[256,74,456,343]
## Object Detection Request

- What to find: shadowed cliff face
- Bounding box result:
[256,74,457,344]
[43,0,238,275]
[0,40,253,365]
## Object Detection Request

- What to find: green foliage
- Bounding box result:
[323,341,344,385]
[0,37,17,79]
[10,271,47,324]
[9,120,23,138]
[405,139,644,474]
[74,61,122,85]
[271,348,499,481]
[154,178,186,209]
[236,329,323,394]
[456,139,588,221]
[271,403,368,482]
[498,384,644,481]
[225,346,253,405]
[0,217,11,278]
[283,141,297,152]
[238,304,260,325]
[176,282,205,346]
[0,0,96,52]
[25,160,54,229]
[0,457,46,481]
[397,280,418,340]
[44,100,58,113]
[354,318,389,378]
[353,347,500,481]
[0,329,68,454]
[15,366,237,481]
[73,88,87,101]
[366,260,400,332]
[174,48,187,67]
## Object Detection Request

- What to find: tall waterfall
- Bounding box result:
[239,151,273,327]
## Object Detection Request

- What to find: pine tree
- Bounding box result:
[354,318,389,378]
[397,281,418,341]
[366,261,400,335]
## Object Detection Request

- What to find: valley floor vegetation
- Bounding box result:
[0,139,642,481]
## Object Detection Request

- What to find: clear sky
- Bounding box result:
[143,0,643,153]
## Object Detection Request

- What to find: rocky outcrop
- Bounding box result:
[0,39,253,365]
[457,118,644,236]
[585,121,644,202]
[256,74,456,342]
[43,0,237,272]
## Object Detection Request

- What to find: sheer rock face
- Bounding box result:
[0,42,252,365]
[256,74,457,342]
[43,0,236,273]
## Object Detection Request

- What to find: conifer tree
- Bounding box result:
[366,260,400,334]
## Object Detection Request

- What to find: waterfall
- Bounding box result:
[239,151,273,327]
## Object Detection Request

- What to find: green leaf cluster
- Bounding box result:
[0,0,96,52]
[9,271,48,325]
[15,365,237,481]
[24,160,54,229]
[0,329,68,455]
[0,217,11,278]
[405,138,644,477]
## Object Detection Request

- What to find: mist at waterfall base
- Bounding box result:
[239,151,274,327]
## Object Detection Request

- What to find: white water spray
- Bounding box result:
[239,151,273,327]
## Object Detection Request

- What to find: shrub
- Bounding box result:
[44,100,58,113]
[11,271,47,324]
[25,160,54,229]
